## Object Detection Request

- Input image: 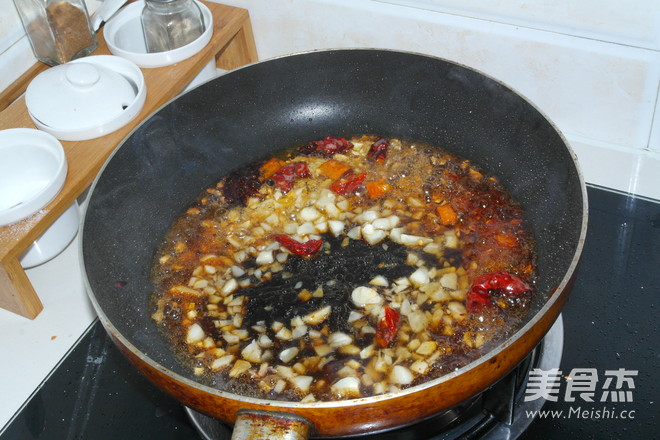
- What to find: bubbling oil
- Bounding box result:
[150,135,536,402]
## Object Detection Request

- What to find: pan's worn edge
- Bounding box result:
[79,48,589,437]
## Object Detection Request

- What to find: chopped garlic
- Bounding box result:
[300,206,322,222]
[440,272,458,290]
[400,234,434,246]
[328,332,353,347]
[241,340,263,363]
[369,275,389,287]
[303,305,332,325]
[279,347,300,363]
[361,224,387,245]
[351,286,383,307]
[186,323,205,344]
[331,377,361,398]
[255,250,274,266]
[211,354,235,370]
[328,220,345,236]
[409,268,430,287]
[290,375,314,393]
[390,365,414,385]
[229,360,252,378]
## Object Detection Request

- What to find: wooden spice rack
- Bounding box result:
[0,2,258,319]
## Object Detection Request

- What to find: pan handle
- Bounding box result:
[231,409,313,440]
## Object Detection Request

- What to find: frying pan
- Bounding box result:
[81,49,587,438]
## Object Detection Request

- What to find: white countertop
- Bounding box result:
[0,232,97,431]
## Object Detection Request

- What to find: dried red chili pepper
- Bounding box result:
[294,162,311,177]
[366,137,389,163]
[466,271,532,312]
[271,234,323,257]
[271,162,311,193]
[300,136,353,157]
[374,306,400,348]
[329,172,367,195]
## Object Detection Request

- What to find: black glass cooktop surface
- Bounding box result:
[1,186,658,439]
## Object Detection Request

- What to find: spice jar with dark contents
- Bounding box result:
[13,0,97,66]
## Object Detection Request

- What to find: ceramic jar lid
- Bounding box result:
[25,55,146,141]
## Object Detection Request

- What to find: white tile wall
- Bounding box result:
[374,0,660,50]
[651,86,660,152]
[0,0,101,91]
[1,0,659,199]
[0,0,25,45]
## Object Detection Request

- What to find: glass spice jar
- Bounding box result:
[141,0,205,53]
[13,0,98,66]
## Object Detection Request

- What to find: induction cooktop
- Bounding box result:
[1,186,657,440]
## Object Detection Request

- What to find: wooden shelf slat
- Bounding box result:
[0,2,258,319]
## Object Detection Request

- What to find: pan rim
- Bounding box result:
[79,47,589,409]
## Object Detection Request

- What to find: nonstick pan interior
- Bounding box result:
[82,49,586,390]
